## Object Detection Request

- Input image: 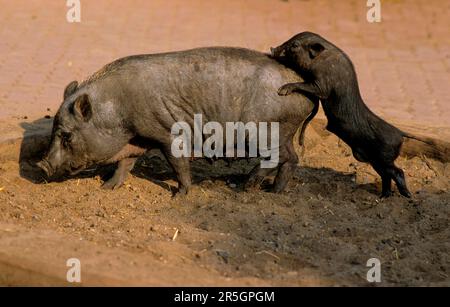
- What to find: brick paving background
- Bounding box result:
[0,0,449,142]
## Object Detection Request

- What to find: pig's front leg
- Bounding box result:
[102,157,137,190]
[278,82,322,98]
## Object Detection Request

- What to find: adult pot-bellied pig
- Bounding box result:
[37,47,318,195]
[271,32,431,198]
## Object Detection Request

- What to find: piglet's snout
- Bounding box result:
[270,47,276,56]
[270,47,285,58]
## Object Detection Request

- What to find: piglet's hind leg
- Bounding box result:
[372,163,393,198]
[389,165,412,198]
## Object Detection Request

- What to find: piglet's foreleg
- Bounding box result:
[278,82,324,99]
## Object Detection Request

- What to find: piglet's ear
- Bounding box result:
[64,81,79,100]
[72,94,92,121]
[308,43,325,59]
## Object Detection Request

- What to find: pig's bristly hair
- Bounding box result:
[80,58,127,87]
[310,34,403,141]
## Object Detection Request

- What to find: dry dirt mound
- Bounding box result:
[0,119,449,286]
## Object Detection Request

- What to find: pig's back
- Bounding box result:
[83,47,314,132]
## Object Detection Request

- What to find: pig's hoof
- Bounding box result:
[244,184,260,193]
[278,84,295,96]
[380,190,393,198]
[172,185,190,199]
[102,178,124,190]
[244,177,263,191]
[399,189,412,198]
[272,185,286,194]
[172,192,188,201]
[179,186,188,195]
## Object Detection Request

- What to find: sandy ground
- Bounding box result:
[0,0,448,287]
[0,117,448,286]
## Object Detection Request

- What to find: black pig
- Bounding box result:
[271,32,430,198]
[37,47,317,195]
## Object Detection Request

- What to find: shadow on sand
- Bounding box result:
[18,116,382,196]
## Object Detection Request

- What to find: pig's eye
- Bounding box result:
[61,132,73,147]
[291,42,301,49]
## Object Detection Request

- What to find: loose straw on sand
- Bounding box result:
[255,250,280,260]
[172,228,179,241]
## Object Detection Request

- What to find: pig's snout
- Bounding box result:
[36,159,54,178]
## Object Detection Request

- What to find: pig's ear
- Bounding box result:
[308,43,325,59]
[72,94,92,121]
[64,81,79,100]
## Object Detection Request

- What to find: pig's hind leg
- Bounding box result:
[102,157,137,190]
[162,150,192,196]
[372,162,411,198]
[273,141,299,193]
[372,162,394,198]
[387,164,411,198]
